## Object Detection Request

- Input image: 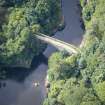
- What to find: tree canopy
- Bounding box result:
[44,0,105,105]
[0,0,62,67]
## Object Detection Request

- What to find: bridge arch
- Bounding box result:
[33,33,80,54]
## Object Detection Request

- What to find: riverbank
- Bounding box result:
[44,0,84,101]
[0,0,84,105]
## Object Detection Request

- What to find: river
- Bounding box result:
[0,0,83,105]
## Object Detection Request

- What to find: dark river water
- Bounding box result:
[0,0,84,105]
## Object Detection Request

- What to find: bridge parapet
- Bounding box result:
[33,32,80,54]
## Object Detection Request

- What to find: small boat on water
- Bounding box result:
[33,82,40,87]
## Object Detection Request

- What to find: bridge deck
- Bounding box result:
[33,33,80,54]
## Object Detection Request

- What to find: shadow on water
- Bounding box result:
[77,2,85,31]
[31,53,48,69]
[0,53,48,84]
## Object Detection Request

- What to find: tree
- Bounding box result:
[58,80,101,105]
[95,81,105,103]
[48,53,79,82]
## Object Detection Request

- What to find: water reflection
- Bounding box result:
[1,53,48,82]
[31,53,48,69]
[0,54,48,105]
[0,0,84,105]
[0,80,24,105]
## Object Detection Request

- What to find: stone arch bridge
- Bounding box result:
[34,33,80,54]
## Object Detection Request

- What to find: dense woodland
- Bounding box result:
[0,0,105,105]
[0,0,61,68]
[44,0,105,105]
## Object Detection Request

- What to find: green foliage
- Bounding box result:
[35,0,51,20]
[80,92,102,105]
[82,0,96,22]
[45,78,101,105]
[43,98,58,105]
[58,79,87,105]
[80,0,86,7]
[48,53,79,82]
[48,52,64,68]
[48,80,65,98]
[44,0,105,105]
[59,86,100,105]
[95,81,105,103]
[78,56,87,69]
[0,0,62,66]
[35,0,61,34]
